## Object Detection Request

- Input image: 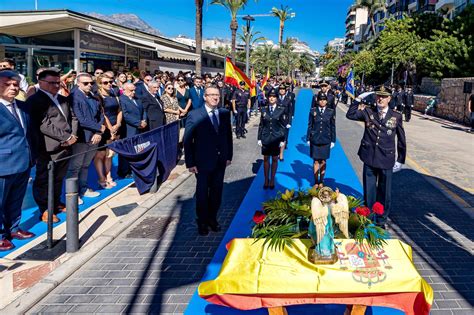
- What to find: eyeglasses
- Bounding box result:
[94,72,103,75]
[40,80,61,86]
[205,93,220,97]
[81,81,94,86]
[102,81,113,85]
[177,79,184,82]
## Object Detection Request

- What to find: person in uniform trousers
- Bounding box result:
[257,88,288,190]
[394,85,405,112]
[346,85,406,229]
[232,81,251,139]
[306,93,336,187]
[403,86,414,122]
[277,84,293,161]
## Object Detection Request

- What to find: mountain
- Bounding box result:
[85,12,162,36]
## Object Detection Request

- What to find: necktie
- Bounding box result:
[211,109,219,132]
[197,88,201,97]
[7,102,22,127]
[379,111,384,121]
[269,106,274,115]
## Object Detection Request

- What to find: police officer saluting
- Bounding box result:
[306,93,336,187]
[232,81,251,139]
[346,85,406,229]
[257,88,288,189]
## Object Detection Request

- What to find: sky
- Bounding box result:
[0,0,354,52]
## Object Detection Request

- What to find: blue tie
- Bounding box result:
[211,109,219,132]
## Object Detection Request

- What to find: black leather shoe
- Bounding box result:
[241,134,246,139]
[208,221,221,232]
[197,223,209,236]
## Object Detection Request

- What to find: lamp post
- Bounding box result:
[242,15,255,77]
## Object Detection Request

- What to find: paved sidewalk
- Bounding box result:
[29,116,262,314]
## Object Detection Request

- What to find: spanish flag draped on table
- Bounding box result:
[198,238,433,315]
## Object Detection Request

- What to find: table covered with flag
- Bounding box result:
[198,238,433,315]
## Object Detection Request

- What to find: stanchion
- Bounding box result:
[65,178,79,253]
[47,161,55,249]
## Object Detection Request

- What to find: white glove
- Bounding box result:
[279,141,285,148]
[247,109,250,115]
[393,162,403,173]
[257,140,262,147]
[330,142,335,149]
[233,110,237,114]
[286,124,291,128]
[307,141,310,145]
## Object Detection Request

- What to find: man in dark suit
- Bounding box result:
[403,86,414,122]
[346,85,406,228]
[0,70,35,251]
[67,73,105,202]
[118,83,148,178]
[135,73,153,101]
[27,68,78,223]
[189,76,205,110]
[142,81,166,130]
[184,85,233,236]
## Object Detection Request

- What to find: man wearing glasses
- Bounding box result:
[184,85,233,236]
[27,68,78,223]
[346,85,406,229]
[67,73,105,203]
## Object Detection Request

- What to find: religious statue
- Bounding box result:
[308,187,350,264]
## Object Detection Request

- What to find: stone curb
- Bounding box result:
[2,170,193,315]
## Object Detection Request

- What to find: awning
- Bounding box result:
[88,25,200,61]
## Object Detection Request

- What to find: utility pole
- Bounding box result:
[242,15,255,77]
[35,0,38,10]
[390,63,395,85]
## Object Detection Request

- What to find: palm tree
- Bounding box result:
[211,0,254,62]
[354,0,386,39]
[251,44,278,74]
[238,26,266,51]
[297,53,315,78]
[279,38,299,77]
[271,5,294,47]
[195,0,204,75]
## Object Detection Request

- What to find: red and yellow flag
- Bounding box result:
[261,68,270,88]
[224,57,252,89]
[250,68,256,97]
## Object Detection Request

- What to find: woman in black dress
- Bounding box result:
[306,93,336,186]
[257,88,288,189]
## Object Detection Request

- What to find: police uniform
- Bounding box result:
[403,87,414,122]
[312,81,336,111]
[307,95,336,160]
[346,85,406,227]
[232,84,250,137]
[258,89,288,156]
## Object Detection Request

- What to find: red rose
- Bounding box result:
[253,211,266,224]
[355,206,370,217]
[372,202,384,215]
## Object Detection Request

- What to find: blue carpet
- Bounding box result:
[185,89,403,315]
[0,156,133,258]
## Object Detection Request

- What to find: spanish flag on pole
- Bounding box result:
[250,68,256,97]
[261,68,270,88]
[224,57,252,89]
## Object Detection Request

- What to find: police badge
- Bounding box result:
[263,111,267,118]
[387,130,392,135]
[385,117,397,129]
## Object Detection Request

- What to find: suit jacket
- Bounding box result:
[346,102,406,170]
[189,86,205,110]
[0,100,34,176]
[119,95,147,138]
[184,106,233,171]
[404,91,414,107]
[306,107,336,145]
[258,104,288,145]
[27,90,78,156]
[134,80,147,100]
[142,91,166,129]
[70,88,104,143]
[279,93,294,124]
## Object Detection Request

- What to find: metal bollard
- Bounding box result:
[47,161,55,249]
[65,177,79,253]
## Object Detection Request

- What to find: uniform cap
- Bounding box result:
[375,85,392,96]
[317,93,328,101]
[267,88,278,97]
[319,80,329,87]
[0,70,21,81]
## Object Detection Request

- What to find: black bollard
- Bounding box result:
[65,177,79,253]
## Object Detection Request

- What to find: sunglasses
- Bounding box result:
[95,72,103,75]
[81,81,94,86]
[166,87,174,90]
[102,81,114,85]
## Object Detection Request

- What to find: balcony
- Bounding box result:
[436,0,455,11]
[408,1,418,11]
[345,28,355,36]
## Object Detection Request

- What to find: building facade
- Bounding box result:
[345,5,368,52]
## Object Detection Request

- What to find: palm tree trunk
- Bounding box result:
[279,20,284,47]
[195,0,203,76]
[370,15,376,38]
[230,18,238,63]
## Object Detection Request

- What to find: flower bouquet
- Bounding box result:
[251,186,389,252]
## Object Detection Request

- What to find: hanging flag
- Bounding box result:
[261,68,270,88]
[224,57,252,89]
[345,69,355,99]
[250,68,257,97]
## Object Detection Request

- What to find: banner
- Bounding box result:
[250,68,256,97]
[345,69,355,99]
[109,121,179,195]
[261,68,270,88]
[224,57,252,89]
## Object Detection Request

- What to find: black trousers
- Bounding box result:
[235,108,246,136]
[33,150,71,213]
[404,106,412,121]
[195,166,226,225]
[362,164,392,225]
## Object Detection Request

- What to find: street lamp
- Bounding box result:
[242,15,255,76]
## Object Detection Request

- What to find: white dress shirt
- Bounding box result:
[40,88,66,117]
[205,104,219,124]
